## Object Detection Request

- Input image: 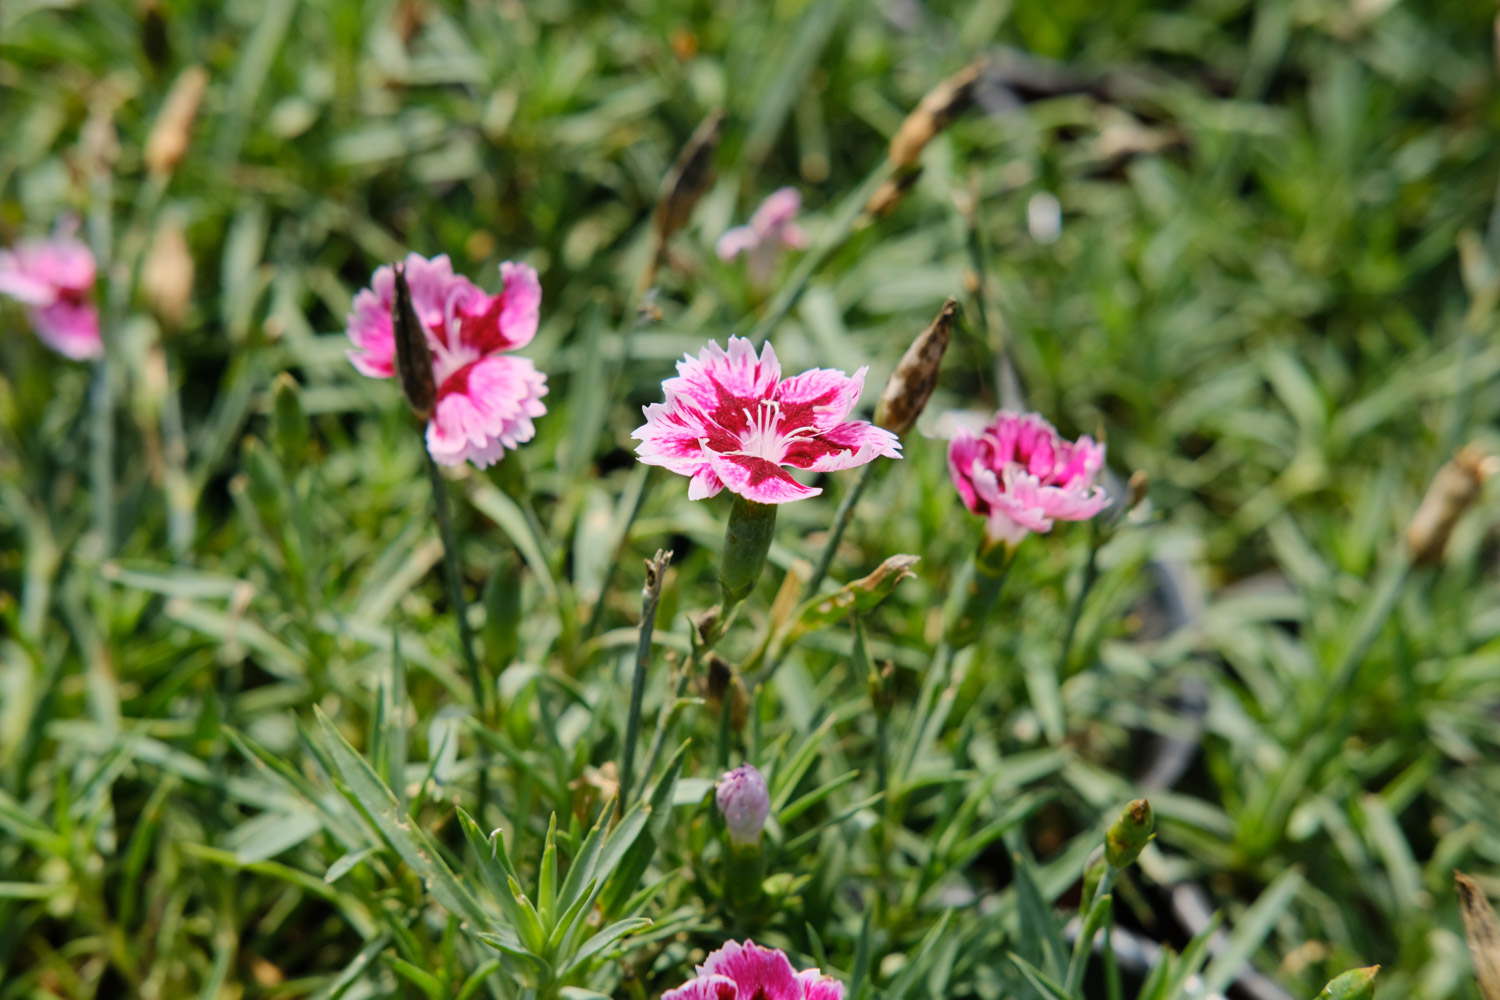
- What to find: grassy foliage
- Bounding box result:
[2,0,1500,998]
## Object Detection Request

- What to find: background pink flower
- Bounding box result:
[345,253,547,468]
[948,410,1109,546]
[633,337,900,504]
[0,222,102,360]
[664,941,843,1000]
[716,187,807,284]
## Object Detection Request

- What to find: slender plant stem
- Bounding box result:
[425,453,489,818]
[804,461,878,599]
[584,465,655,642]
[1065,865,1119,994]
[1055,520,1102,678]
[619,550,671,810]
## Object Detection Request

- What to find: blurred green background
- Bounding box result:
[3,0,1500,997]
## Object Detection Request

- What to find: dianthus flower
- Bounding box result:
[0,221,102,360]
[346,253,546,468]
[948,410,1109,547]
[716,188,807,285]
[664,940,843,1000]
[633,337,900,504]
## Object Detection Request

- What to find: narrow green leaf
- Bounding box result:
[1200,870,1303,996]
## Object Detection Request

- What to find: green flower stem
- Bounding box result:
[619,550,671,811]
[425,453,490,818]
[1065,865,1119,994]
[720,495,777,610]
[1055,519,1102,677]
[942,543,1012,650]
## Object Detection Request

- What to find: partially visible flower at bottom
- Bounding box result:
[664,940,844,1000]
[0,220,101,360]
[345,252,547,468]
[948,410,1109,548]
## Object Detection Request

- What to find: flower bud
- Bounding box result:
[716,763,769,847]
[1316,967,1379,1000]
[1406,446,1495,565]
[145,66,209,177]
[1104,798,1154,869]
[719,495,777,608]
[888,58,986,168]
[391,263,437,421]
[876,298,956,436]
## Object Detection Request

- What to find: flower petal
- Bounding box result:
[705,451,820,504]
[664,975,739,1000]
[774,365,866,435]
[699,941,802,1000]
[799,971,845,1000]
[716,225,759,262]
[782,420,902,473]
[31,300,102,360]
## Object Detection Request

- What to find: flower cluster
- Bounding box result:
[0,222,102,360]
[948,410,1109,547]
[664,940,842,1000]
[346,253,547,468]
[632,337,901,504]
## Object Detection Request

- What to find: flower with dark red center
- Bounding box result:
[633,337,900,504]
[664,941,843,1000]
[345,253,547,468]
[0,221,101,360]
[948,410,1109,547]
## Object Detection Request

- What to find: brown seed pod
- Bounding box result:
[1405,445,1495,565]
[863,165,924,219]
[876,297,957,436]
[653,109,726,247]
[142,212,194,329]
[1456,871,1500,1000]
[391,264,437,421]
[145,66,209,177]
[888,58,987,168]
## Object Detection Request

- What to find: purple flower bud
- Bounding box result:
[716,764,769,847]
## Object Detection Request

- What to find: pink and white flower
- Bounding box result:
[345,253,547,468]
[0,221,102,360]
[664,940,843,1000]
[716,188,807,285]
[633,337,901,504]
[948,410,1109,547]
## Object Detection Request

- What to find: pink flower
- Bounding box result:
[716,188,807,285]
[633,337,901,504]
[345,253,547,468]
[948,410,1109,547]
[664,940,843,1000]
[0,222,102,360]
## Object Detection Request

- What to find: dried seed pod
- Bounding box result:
[653,109,726,247]
[888,58,987,168]
[1406,445,1496,565]
[391,263,437,420]
[145,66,209,177]
[1458,871,1500,1000]
[863,166,923,219]
[876,297,956,436]
[703,652,749,732]
[142,212,193,329]
[1127,469,1149,508]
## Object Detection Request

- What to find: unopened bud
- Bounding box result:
[876,297,956,436]
[864,166,923,219]
[391,263,437,420]
[716,763,769,847]
[1316,967,1380,1000]
[1457,870,1500,1000]
[1104,798,1154,869]
[145,66,209,177]
[653,110,725,247]
[1406,446,1496,565]
[142,212,193,329]
[888,58,986,168]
